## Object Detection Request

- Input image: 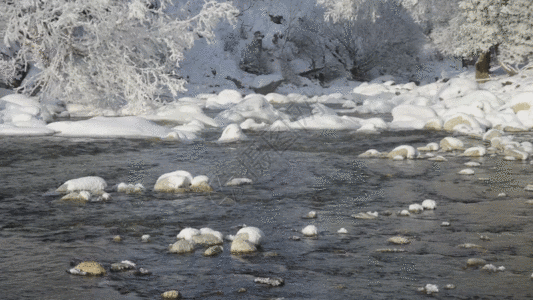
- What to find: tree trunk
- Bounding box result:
[475,51,490,82]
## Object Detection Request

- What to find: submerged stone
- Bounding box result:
[71,261,106,276]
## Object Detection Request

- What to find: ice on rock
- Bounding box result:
[352,212,378,219]
[57,176,107,193]
[390,105,439,130]
[440,137,464,151]
[141,235,150,242]
[302,225,318,236]
[218,124,247,143]
[47,116,177,139]
[462,146,487,157]
[421,199,437,210]
[409,204,424,213]
[154,170,192,192]
[236,226,264,245]
[464,161,481,167]
[225,178,252,186]
[387,145,419,159]
[337,228,348,234]
[482,264,505,272]
[305,211,317,219]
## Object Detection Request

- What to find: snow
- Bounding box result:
[390,105,438,130]
[141,103,217,127]
[177,228,201,240]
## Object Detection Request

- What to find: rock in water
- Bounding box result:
[70,261,106,276]
[111,260,136,272]
[191,233,223,246]
[388,236,410,244]
[154,170,192,193]
[421,199,437,210]
[302,225,318,236]
[204,245,223,256]
[466,258,487,267]
[60,191,91,202]
[56,176,107,193]
[230,234,257,254]
[235,227,264,245]
[408,204,424,213]
[161,290,181,299]
[169,239,195,254]
[254,277,285,287]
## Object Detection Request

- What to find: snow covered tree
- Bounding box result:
[316,0,426,80]
[432,0,533,80]
[0,0,238,113]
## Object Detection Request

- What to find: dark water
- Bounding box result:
[1,129,533,299]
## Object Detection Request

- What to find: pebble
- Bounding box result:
[113,235,122,242]
[290,236,301,241]
[225,178,253,186]
[466,258,487,267]
[525,185,533,191]
[237,288,247,293]
[204,245,223,256]
[388,236,410,244]
[382,210,393,216]
[422,284,438,294]
[480,235,490,241]
[428,155,447,161]
[302,225,318,236]
[161,290,181,299]
[441,222,450,226]
[503,156,516,161]
[337,228,348,234]
[254,277,285,287]
[526,200,533,204]
[464,161,481,167]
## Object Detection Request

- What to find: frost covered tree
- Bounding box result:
[0,0,238,113]
[316,0,426,79]
[432,0,533,80]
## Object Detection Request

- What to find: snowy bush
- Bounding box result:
[0,0,238,113]
[432,0,533,74]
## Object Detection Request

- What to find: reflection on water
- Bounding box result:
[1,131,533,299]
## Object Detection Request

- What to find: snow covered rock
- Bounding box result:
[388,236,410,244]
[436,78,478,102]
[154,171,192,192]
[57,176,107,193]
[117,183,144,194]
[218,124,247,142]
[302,225,318,236]
[440,137,464,151]
[60,191,92,202]
[462,146,487,157]
[387,145,419,159]
[205,89,243,109]
[409,204,424,213]
[417,142,439,151]
[458,168,475,175]
[235,227,264,245]
[47,116,177,139]
[230,233,257,254]
[142,103,217,127]
[225,178,253,186]
[358,149,383,158]
[390,105,438,129]
[421,199,437,210]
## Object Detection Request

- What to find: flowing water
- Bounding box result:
[1,125,533,299]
